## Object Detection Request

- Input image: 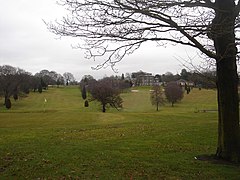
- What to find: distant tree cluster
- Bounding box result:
[0,65,76,109]
[166,69,216,89]
[35,69,64,89]
[63,72,76,86]
[129,69,216,89]
[35,70,76,87]
[0,65,37,109]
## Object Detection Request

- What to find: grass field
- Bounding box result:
[0,86,239,179]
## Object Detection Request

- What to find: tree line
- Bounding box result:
[131,69,217,89]
[0,65,75,109]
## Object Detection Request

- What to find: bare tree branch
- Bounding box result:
[46,0,220,68]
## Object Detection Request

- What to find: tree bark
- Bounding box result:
[213,0,240,162]
[102,104,106,113]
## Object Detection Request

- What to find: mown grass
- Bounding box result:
[0,86,239,179]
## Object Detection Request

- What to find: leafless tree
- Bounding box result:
[47,0,240,162]
[0,65,33,109]
[63,72,75,85]
[35,69,64,86]
[150,85,165,111]
[89,78,123,112]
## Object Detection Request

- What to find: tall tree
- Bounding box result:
[150,85,165,111]
[121,73,125,80]
[47,0,240,162]
[81,84,89,107]
[81,85,87,100]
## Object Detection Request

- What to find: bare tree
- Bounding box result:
[47,0,240,162]
[150,85,165,111]
[0,65,33,109]
[63,72,75,86]
[89,78,123,112]
[35,70,63,86]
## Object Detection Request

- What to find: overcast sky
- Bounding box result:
[0,0,201,81]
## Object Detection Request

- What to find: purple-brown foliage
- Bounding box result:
[165,82,184,107]
[89,78,123,112]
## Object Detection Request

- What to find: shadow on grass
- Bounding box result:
[196,154,240,167]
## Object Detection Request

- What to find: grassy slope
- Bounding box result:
[0,86,239,179]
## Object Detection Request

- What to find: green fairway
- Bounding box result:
[0,86,239,179]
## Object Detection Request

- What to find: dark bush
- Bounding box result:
[84,100,89,107]
[82,85,87,100]
[13,93,18,101]
[5,99,11,109]
[38,84,43,93]
[23,87,30,94]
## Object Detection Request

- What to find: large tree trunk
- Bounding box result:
[102,104,106,113]
[4,90,9,105]
[213,0,240,162]
[216,53,240,162]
